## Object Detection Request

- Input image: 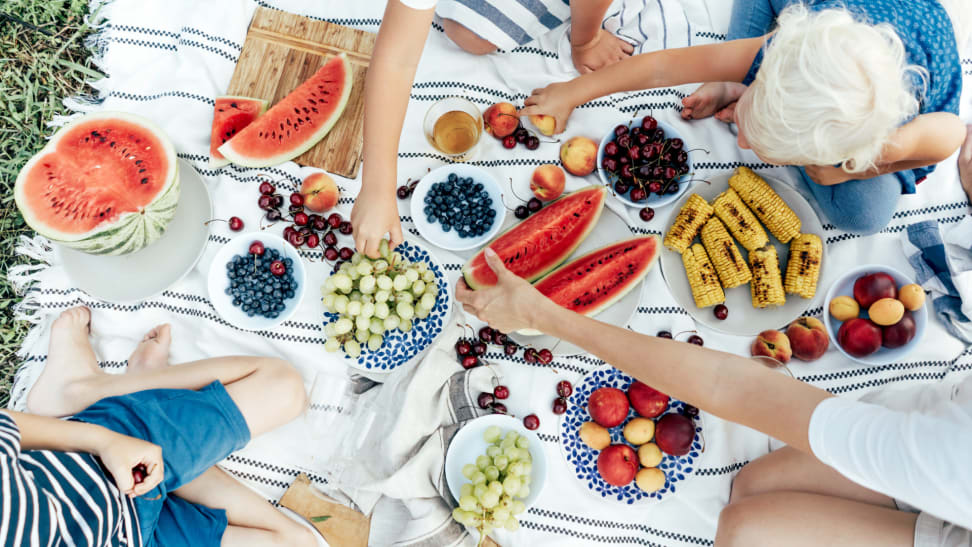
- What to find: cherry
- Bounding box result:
[636,133,650,147]
[461,355,480,369]
[258,195,274,210]
[618,155,630,166]
[657,330,673,339]
[273,194,285,208]
[667,182,681,194]
[631,127,642,137]
[538,348,553,364]
[677,150,688,164]
[714,304,728,320]
[327,213,343,228]
[683,404,700,418]
[472,341,487,356]
[456,339,472,356]
[644,143,659,160]
[648,181,662,194]
[396,186,411,199]
[294,212,309,226]
[502,135,516,149]
[556,380,573,398]
[266,209,282,222]
[613,124,629,138]
[525,136,540,150]
[523,348,539,363]
[669,138,684,151]
[504,342,518,356]
[289,192,304,207]
[552,398,568,415]
[688,334,704,346]
[283,226,297,240]
[312,216,328,232]
[678,164,689,176]
[492,331,508,345]
[652,166,665,178]
[641,116,658,131]
[270,260,286,276]
[664,167,678,180]
[493,385,509,400]
[323,231,338,247]
[651,128,665,141]
[248,241,265,256]
[616,134,632,149]
[258,181,275,195]
[478,326,494,343]
[305,233,320,248]
[478,392,495,409]
[602,157,618,172]
[287,231,305,247]
[515,128,529,143]
[514,205,530,220]
[630,187,647,202]
[408,179,420,193]
[492,402,508,414]
[639,207,654,222]
[523,414,540,430]
[132,464,148,485]
[323,247,339,261]
[615,181,630,195]
[289,204,304,215]
[527,198,543,213]
[620,164,634,181]
[338,247,354,261]
[605,141,619,157]
[227,216,244,231]
[628,145,641,162]
[339,221,354,235]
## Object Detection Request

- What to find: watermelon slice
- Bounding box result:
[218,54,353,167]
[209,96,268,168]
[463,186,607,289]
[534,236,660,316]
[15,111,179,256]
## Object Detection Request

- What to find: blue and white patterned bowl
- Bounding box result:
[559,366,704,504]
[322,239,452,373]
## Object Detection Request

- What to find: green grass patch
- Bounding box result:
[0,0,100,406]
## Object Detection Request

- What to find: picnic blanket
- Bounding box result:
[7,0,972,545]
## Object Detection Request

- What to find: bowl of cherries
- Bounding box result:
[596,116,694,209]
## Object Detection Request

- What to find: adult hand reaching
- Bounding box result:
[519,81,578,135]
[351,184,404,258]
[454,248,555,333]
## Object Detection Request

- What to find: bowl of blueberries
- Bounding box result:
[207,232,307,331]
[410,164,506,252]
[596,115,695,209]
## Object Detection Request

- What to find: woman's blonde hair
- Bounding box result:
[744,4,924,173]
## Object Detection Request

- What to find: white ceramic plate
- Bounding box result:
[509,206,646,356]
[445,414,547,509]
[409,164,506,252]
[659,172,826,336]
[207,232,307,331]
[58,159,212,303]
[823,264,927,365]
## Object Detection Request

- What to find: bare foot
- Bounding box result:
[959,125,972,205]
[26,307,105,417]
[127,324,172,372]
[681,82,748,121]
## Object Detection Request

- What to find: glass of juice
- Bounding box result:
[423,97,483,162]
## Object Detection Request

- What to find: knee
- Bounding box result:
[275,524,317,547]
[442,19,498,55]
[260,358,308,420]
[715,499,760,547]
[728,464,758,504]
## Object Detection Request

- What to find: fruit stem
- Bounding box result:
[673,329,698,339]
[685,147,711,154]
[203,219,228,226]
[507,178,529,203]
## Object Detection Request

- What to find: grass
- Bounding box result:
[0,0,100,406]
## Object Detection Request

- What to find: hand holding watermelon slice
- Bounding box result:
[456,248,553,334]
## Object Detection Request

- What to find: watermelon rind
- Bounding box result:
[462,186,607,290]
[209,95,269,169]
[218,53,353,168]
[14,111,179,256]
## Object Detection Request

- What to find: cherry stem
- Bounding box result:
[499,193,516,212]
[673,329,698,340]
[507,178,529,203]
[203,219,228,226]
[685,147,711,155]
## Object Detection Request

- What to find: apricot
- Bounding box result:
[635,468,666,493]
[829,295,860,322]
[869,298,904,326]
[898,284,925,311]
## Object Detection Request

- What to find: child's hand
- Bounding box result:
[455,248,553,333]
[351,185,404,258]
[520,82,577,135]
[804,164,854,186]
[97,432,164,497]
[571,29,634,74]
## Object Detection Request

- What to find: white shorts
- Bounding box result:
[896,500,972,547]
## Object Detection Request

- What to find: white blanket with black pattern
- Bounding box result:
[8,0,972,545]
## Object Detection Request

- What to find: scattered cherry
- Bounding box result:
[132,464,148,485]
[683,405,700,418]
[527,198,543,213]
[514,205,530,219]
[339,221,353,235]
[556,380,573,398]
[272,194,285,208]
[552,398,568,415]
[266,209,282,222]
[641,115,658,131]
[492,331,508,345]
[283,226,297,240]
[228,216,244,231]
[688,334,704,346]
[525,136,540,150]
[327,213,343,228]
[396,186,411,199]
[493,385,509,400]
[312,216,328,231]
[258,181,275,195]
[456,339,472,356]
[523,414,540,430]
[639,207,654,222]
[294,212,309,226]
[248,241,265,256]
[492,402,508,414]
[477,392,495,409]
[538,348,553,364]
[287,231,305,247]
[630,187,647,202]
[338,247,354,261]
[657,330,673,339]
[523,348,539,363]
[323,247,339,261]
[289,192,304,207]
[289,204,304,214]
[305,233,320,248]
[479,326,495,343]
[472,341,487,356]
[502,135,517,149]
[461,355,480,369]
[257,195,274,210]
[269,260,286,276]
[713,304,728,321]
[323,231,338,247]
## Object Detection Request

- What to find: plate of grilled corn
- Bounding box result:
[659,167,826,335]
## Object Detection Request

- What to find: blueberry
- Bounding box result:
[448,173,457,182]
[273,289,282,298]
[442,224,451,232]
[286,290,295,298]
[473,183,483,192]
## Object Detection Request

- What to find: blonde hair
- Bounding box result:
[744,4,924,173]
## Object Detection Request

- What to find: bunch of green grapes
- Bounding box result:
[322,240,439,358]
[452,426,533,541]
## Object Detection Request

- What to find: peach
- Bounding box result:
[578,421,611,450]
[530,164,566,201]
[559,136,597,176]
[837,318,882,357]
[785,317,829,362]
[635,467,666,493]
[622,417,655,445]
[300,172,339,213]
[529,114,556,136]
[637,443,663,467]
[750,330,792,364]
[483,102,519,138]
[627,381,669,418]
[654,413,694,456]
[597,444,638,486]
[829,295,860,322]
[898,284,925,311]
[588,387,630,428]
[853,272,897,309]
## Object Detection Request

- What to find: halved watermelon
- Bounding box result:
[463,186,607,289]
[209,96,268,168]
[534,236,660,316]
[218,53,353,167]
[15,111,179,256]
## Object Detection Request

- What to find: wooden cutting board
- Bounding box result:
[226,7,374,178]
[279,474,371,546]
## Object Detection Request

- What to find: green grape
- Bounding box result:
[383,314,400,331]
[351,252,363,266]
[502,446,517,461]
[373,259,389,272]
[415,305,431,319]
[348,268,360,281]
[390,251,404,264]
[516,485,530,499]
[480,492,499,509]
[451,508,465,525]
[369,318,385,335]
[498,495,513,511]
[521,474,531,487]
[471,471,486,484]
[354,329,369,343]
[322,293,336,310]
[356,261,373,276]
[414,261,427,273]
[344,339,361,358]
[521,462,532,477]
[377,275,393,291]
[502,477,521,496]
[334,296,349,314]
[399,319,413,332]
[374,289,390,303]
[422,270,436,283]
[350,291,364,303]
[346,300,362,317]
[493,455,508,471]
[392,274,408,291]
[367,334,383,352]
[322,276,336,293]
[518,448,532,462]
[360,302,375,319]
[395,291,414,305]
[484,466,500,482]
[361,294,374,305]
[323,323,338,338]
[419,293,436,311]
[504,517,520,531]
[458,495,477,512]
[354,315,370,332]
[405,269,419,283]
[492,508,510,524]
[488,481,503,496]
[379,239,391,259]
[511,500,526,515]
[507,462,525,477]
[411,279,426,296]
[483,426,502,443]
[476,455,491,470]
[486,446,501,458]
[339,262,353,273]
[333,318,353,335]
[332,273,352,293]
[500,435,516,449]
[462,464,477,479]
[460,483,474,498]
[473,483,488,499]
[516,437,530,449]
[358,275,376,294]
[375,302,390,320]
[396,302,415,321]
[323,338,340,352]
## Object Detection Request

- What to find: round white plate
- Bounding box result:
[509,206,646,356]
[659,173,826,336]
[323,238,453,373]
[207,232,307,331]
[823,264,927,365]
[277,507,330,547]
[410,164,507,252]
[58,159,212,303]
[445,414,547,509]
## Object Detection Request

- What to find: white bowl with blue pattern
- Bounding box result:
[559,366,704,504]
[323,239,452,373]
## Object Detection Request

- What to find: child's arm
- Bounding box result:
[569,0,634,74]
[521,38,765,133]
[350,1,435,258]
[805,112,968,185]
[1,410,164,497]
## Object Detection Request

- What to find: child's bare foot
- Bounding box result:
[681,82,748,121]
[26,307,105,417]
[959,125,972,205]
[127,324,171,372]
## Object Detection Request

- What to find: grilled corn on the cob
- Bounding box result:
[749,245,786,308]
[664,194,714,254]
[682,243,725,308]
[700,217,751,289]
[712,188,768,251]
[784,233,823,299]
[729,167,801,243]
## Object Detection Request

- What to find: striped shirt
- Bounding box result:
[0,412,142,547]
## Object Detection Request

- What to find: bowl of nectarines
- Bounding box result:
[824,264,927,365]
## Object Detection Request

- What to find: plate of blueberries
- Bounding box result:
[410,164,507,252]
[207,232,307,331]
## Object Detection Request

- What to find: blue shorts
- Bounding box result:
[72,381,251,547]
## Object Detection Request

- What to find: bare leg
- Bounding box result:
[959,124,972,205]
[127,324,172,372]
[442,19,497,55]
[681,82,747,121]
[26,307,99,416]
[716,492,916,547]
